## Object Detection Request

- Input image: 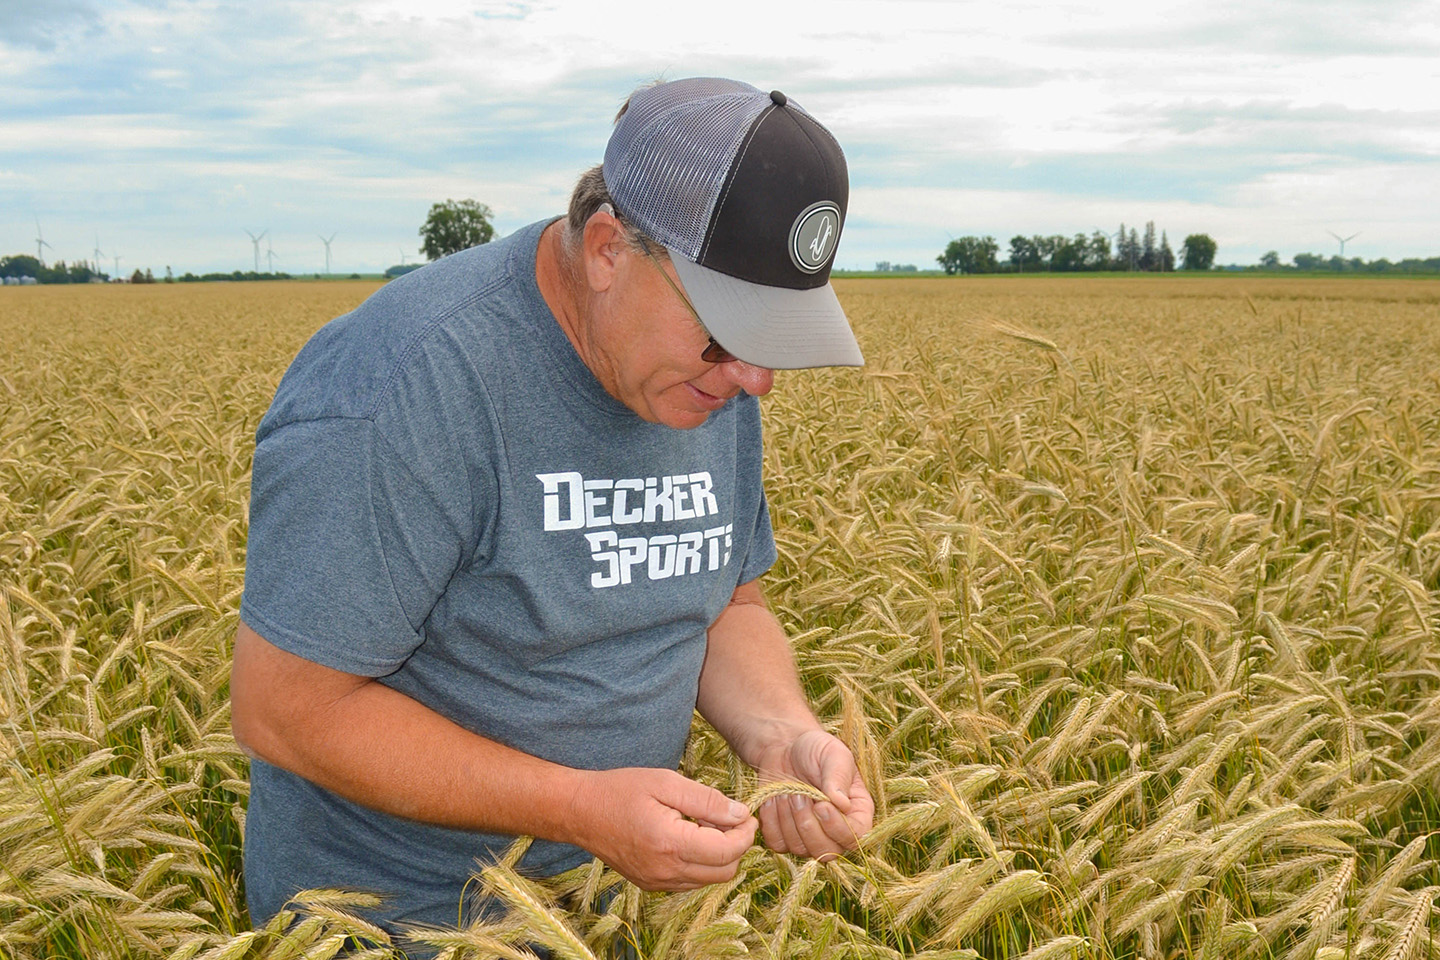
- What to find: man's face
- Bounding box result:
[597,243,774,430]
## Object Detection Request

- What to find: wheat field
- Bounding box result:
[2,276,1439,959]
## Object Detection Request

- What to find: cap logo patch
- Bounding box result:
[788,201,841,274]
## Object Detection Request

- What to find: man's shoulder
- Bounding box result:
[260,222,552,434]
[345,219,553,369]
[364,225,536,322]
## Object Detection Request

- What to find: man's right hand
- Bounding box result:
[570,768,757,891]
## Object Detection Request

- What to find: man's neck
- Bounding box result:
[534,220,588,361]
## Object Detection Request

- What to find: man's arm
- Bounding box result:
[230,620,755,891]
[696,579,874,859]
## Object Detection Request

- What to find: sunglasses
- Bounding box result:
[632,234,738,364]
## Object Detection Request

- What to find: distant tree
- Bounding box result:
[1114,225,1141,271]
[0,254,41,278]
[1087,231,1111,270]
[32,260,100,284]
[937,236,999,275]
[972,236,1000,273]
[419,199,496,261]
[1052,234,1089,272]
[1033,235,1065,270]
[1140,221,1158,270]
[1259,250,1281,269]
[385,263,426,279]
[37,260,82,283]
[1293,252,1323,270]
[1009,235,1040,272]
[1180,234,1217,270]
[1159,231,1175,272]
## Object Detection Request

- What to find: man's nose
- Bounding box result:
[722,360,774,397]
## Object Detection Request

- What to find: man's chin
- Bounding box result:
[657,407,713,430]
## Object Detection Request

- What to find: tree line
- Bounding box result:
[2,200,495,286]
[0,254,308,284]
[937,222,1216,275]
[1254,251,1440,274]
[1,255,107,284]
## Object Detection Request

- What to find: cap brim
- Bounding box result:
[666,247,864,370]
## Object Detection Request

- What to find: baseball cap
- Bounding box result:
[602,77,864,369]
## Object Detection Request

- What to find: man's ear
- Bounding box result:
[581,207,627,293]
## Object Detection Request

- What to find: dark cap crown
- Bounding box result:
[603,78,848,290]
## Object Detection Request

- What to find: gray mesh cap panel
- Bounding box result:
[603,78,771,260]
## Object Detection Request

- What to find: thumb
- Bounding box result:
[817,749,859,814]
[659,775,750,827]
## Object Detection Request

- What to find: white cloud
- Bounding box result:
[0,116,201,151]
[2,0,1438,272]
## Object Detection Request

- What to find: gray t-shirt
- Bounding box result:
[239,219,776,934]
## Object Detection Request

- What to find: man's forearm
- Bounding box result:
[695,579,825,767]
[231,621,591,846]
[697,582,876,859]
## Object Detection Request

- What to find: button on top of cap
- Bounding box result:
[770,90,787,106]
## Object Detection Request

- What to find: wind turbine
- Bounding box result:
[112,254,123,279]
[1089,226,1119,268]
[397,246,409,267]
[35,220,53,267]
[245,229,268,272]
[93,235,105,277]
[318,233,336,275]
[1327,230,1360,257]
[265,237,277,274]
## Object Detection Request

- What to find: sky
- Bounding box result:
[2,0,1438,276]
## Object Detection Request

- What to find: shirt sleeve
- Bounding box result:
[239,416,471,676]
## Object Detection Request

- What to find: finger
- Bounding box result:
[787,795,847,860]
[675,817,756,867]
[774,797,809,857]
[758,798,789,853]
[808,775,874,850]
[659,775,750,828]
[694,815,742,831]
[818,767,854,812]
[812,800,860,848]
[844,779,877,840]
[816,748,864,813]
[850,770,874,807]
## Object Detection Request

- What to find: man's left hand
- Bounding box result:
[754,729,874,860]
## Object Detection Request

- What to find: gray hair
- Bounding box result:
[562,165,666,261]
[564,165,615,242]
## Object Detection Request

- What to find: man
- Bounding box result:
[231,77,874,943]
